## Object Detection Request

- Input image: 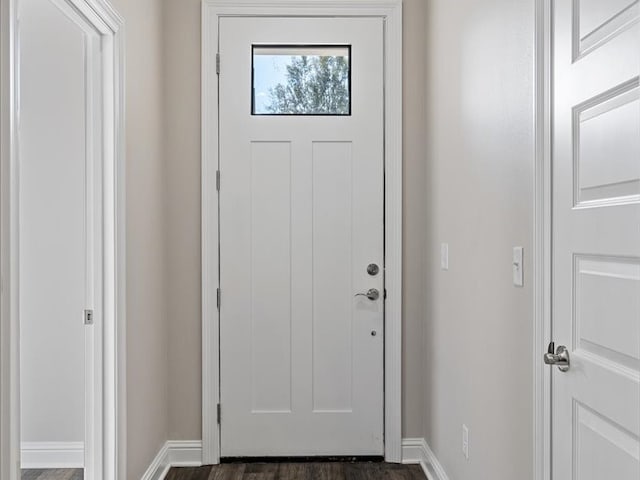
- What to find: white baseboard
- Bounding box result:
[140,440,202,480]
[143,438,445,480]
[21,441,84,469]
[166,440,202,467]
[401,438,450,480]
[140,442,169,480]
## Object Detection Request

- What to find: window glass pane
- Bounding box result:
[252,45,351,116]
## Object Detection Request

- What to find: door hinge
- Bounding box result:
[216,288,221,310]
[216,53,220,75]
[384,288,387,300]
[217,403,221,424]
[84,309,94,325]
[216,170,220,191]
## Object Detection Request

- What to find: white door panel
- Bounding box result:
[219,17,384,457]
[551,0,640,478]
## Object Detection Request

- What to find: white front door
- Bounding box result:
[550,1,640,478]
[218,16,384,457]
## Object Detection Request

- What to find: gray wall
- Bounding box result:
[109,0,170,477]
[402,0,428,439]
[162,0,203,440]
[161,0,430,441]
[422,0,535,478]
[19,0,85,445]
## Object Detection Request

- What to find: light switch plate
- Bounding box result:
[441,243,449,270]
[513,247,524,287]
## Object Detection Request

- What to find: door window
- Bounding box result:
[252,45,351,115]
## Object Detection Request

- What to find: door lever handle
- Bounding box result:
[543,345,570,372]
[355,288,380,301]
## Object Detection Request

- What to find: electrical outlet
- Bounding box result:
[462,424,469,459]
[441,243,449,270]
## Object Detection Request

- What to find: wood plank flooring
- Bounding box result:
[21,470,83,480]
[166,462,426,480]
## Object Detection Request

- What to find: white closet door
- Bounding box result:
[550,1,640,478]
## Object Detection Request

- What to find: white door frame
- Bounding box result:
[533,1,552,479]
[0,0,126,478]
[201,0,403,464]
[0,2,18,478]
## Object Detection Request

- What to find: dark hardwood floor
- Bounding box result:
[21,470,83,480]
[166,462,426,480]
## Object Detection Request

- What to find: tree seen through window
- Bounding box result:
[253,47,350,115]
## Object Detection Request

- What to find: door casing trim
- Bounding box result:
[0,0,126,478]
[201,0,403,464]
[534,1,552,479]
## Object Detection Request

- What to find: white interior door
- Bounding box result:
[219,16,384,457]
[550,1,640,478]
[18,0,104,475]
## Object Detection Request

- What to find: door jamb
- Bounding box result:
[201,0,403,464]
[0,1,126,478]
[533,1,552,479]
[0,3,18,479]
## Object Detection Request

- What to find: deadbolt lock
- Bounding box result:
[367,263,380,276]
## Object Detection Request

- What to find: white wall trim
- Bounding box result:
[0,1,19,479]
[401,438,450,480]
[20,442,85,469]
[166,440,203,467]
[533,1,552,480]
[201,0,403,465]
[0,1,125,479]
[140,441,203,480]
[400,438,429,476]
[140,442,170,480]
[144,439,455,480]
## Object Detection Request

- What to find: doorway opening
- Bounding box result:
[1,0,125,479]
[201,0,403,464]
